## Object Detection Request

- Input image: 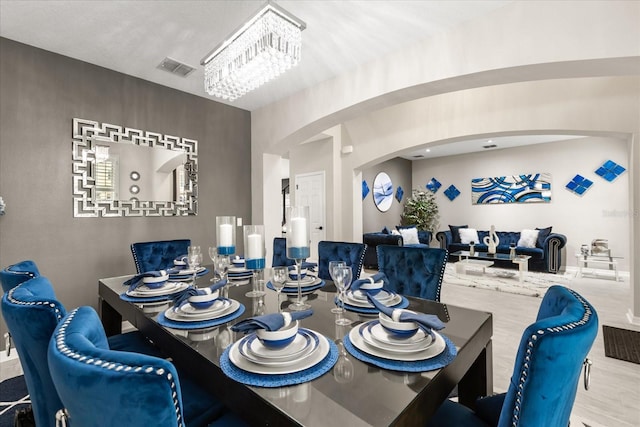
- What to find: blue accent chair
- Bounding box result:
[131,239,191,273]
[426,285,598,427]
[48,306,244,427]
[376,245,447,301]
[317,241,366,281]
[0,259,40,292]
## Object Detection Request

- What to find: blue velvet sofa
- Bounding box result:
[436,228,566,273]
[363,228,432,269]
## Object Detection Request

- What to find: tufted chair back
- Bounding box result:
[272,237,295,267]
[317,241,366,281]
[48,306,190,427]
[131,239,191,273]
[497,285,598,426]
[376,245,447,301]
[1,259,40,292]
[427,285,598,427]
[1,276,66,427]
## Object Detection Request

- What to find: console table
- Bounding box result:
[575,253,622,281]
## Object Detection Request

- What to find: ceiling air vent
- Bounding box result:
[157,57,195,77]
[483,144,497,149]
[412,155,424,158]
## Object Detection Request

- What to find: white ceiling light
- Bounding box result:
[200,1,306,101]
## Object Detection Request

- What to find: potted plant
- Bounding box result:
[400,189,440,234]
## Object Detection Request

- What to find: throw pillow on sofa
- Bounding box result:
[536,226,552,248]
[458,228,480,245]
[517,229,540,248]
[398,226,420,245]
[449,225,468,243]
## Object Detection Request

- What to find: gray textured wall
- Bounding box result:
[0,38,251,349]
[362,158,412,234]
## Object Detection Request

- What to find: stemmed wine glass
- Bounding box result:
[329,261,346,314]
[208,247,218,281]
[334,266,353,326]
[187,246,202,285]
[213,254,230,298]
[271,266,288,312]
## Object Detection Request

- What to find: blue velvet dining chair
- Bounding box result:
[317,241,366,281]
[426,285,598,427]
[131,239,191,273]
[0,276,172,427]
[0,259,40,292]
[376,245,447,301]
[48,306,244,427]
[272,237,295,267]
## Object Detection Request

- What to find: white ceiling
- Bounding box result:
[0,0,584,156]
[0,0,511,112]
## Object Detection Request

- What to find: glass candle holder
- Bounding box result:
[286,206,311,311]
[244,225,266,297]
[216,216,236,256]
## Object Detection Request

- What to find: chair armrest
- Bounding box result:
[435,231,451,249]
[417,230,432,245]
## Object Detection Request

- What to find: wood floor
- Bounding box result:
[437,268,640,427]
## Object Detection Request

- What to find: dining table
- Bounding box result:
[98,268,493,426]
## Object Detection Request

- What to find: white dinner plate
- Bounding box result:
[171,266,206,276]
[367,321,432,348]
[348,289,394,302]
[246,329,318,360]
[284,275,317,287]
[341,292,402,308]
[175,299,231,318]
[361,322,433,354]
[239,330,318,366]
[228,279,250,286]
[349,323,446,361]
[164,299,240,322]
[228,329,330,375]
[126,282,189,297]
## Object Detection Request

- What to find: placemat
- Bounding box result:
[156,304,245,330]
[343,332,457,372]
[220,339,338,387]
[338,295,409,315]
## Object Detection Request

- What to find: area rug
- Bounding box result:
[0,375,30,427]
[602,325,640,364]
[443,263,573,298]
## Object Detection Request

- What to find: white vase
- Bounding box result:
[483,225,500,255]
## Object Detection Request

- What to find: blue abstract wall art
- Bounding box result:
[425,177,441,193]
[566,174,593,196]
[595,160,626,182]
[395,186,404,203]
[362,180,370,200]
[444,185,460,201]
[373,172,394,212]
[471,173,551,204]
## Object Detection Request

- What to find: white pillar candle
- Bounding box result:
[219,223,233,247]
[290,217,308,247]
[246,233,262,259]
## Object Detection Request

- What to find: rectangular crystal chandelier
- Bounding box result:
[201,1,306,101]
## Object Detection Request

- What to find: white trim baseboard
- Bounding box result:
[626,309,640,326]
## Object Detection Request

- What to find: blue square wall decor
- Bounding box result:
[595,160,626,182]
[362,180,370,200]
[444,185,460,201]
[426,178,442,193]
[566,174,593,196]
[395,186,404,203]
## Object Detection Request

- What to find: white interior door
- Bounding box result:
[295,171,326,261]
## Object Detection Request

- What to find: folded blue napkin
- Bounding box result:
[366,293,445,333]
[288,262,317,272]
[123,270,167,291]
[231,309,313,334]
[172,279,228,308]
[350,272,388,292]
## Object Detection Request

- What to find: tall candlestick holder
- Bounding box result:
[216,216,236,256]
[286,206,311,311]
[244,225,266,297]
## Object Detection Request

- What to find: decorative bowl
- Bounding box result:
[188,290,220,309]
[379,312,419,338]
[256,321,298,349]
[142,274,169,289]
[288,268,308,281]
[174,258,187,266]
[231,257,245,268]
[357,278,383,295]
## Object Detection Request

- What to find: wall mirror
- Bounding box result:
[72,118,198,217]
